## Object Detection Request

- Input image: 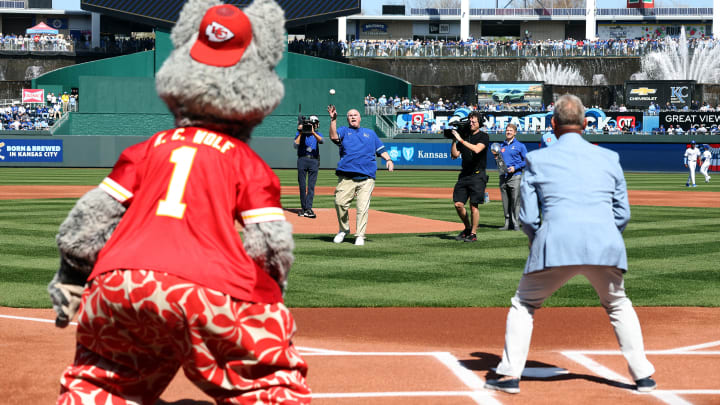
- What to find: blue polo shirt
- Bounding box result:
[335,126,387,179]
[499,137,527,178]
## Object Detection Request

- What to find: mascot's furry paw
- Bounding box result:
[243,220,294,293]
[47,262,85,328]
[49,187,126,327]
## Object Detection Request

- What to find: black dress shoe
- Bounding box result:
[635,377,657,392]
[484,378,520,394]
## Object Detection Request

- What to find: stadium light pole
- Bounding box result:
[338,16,347,43]
[714,0,720,39]
[461,0,470,41]
[586,0,597,40]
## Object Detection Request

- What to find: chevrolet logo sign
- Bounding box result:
[630,87,657,96]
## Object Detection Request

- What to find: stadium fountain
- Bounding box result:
[25,66,44,80]
[636,26,720,83]
[592,74,608,86]
[520,60,586,85]
[481,72,498,81]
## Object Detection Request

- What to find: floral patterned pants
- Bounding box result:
[58,269,310,404]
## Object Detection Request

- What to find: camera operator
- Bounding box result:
[450,111,490,242]
[294,115,323,218]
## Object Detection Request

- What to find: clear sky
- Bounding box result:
[52,0,81,11]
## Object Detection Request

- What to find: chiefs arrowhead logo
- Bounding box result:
[206,21,235,42]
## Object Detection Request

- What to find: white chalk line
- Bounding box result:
[0,313,77,326]
[1,313,500,404]
[562,340,720,405]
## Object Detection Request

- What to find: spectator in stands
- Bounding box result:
[69,95,77,112]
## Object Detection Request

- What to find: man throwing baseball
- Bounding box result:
[328,105,394,246]
[485,94,656,394]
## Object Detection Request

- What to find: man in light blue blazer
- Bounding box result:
[485,94,656,394]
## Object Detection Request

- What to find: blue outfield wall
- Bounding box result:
[0,134,714,173]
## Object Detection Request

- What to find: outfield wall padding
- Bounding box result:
[1,134,716,172]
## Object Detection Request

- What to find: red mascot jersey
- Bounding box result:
[92,127,285,303]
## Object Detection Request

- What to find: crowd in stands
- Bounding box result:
[364,93,720,135]
[0,103,59,130]
[0,32,154,54]
[290,35,720,59]
[0,33,73,52]
[288,38,346,60]
[74,35,155,53]
[0,91,77,131]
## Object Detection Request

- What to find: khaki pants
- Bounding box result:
[335,176,375,237]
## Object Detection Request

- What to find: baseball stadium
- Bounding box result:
[1,0,719,404]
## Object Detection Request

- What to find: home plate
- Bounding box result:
[493,367,569,378]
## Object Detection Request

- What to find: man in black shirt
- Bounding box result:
[450,111,490,242]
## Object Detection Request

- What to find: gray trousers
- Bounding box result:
[496,265,655,381]
[499,174,522,229]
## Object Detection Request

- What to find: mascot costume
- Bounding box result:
[47,0,311,403]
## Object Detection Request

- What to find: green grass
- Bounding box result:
[2,168,720,192]
[1,169,719,308]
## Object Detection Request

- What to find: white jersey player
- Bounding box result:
[684,141,701,187]
[699,145,712,183]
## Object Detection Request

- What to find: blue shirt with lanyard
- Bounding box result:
[334,126,387,179]
[295,130,323,159]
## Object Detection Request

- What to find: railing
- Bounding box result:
[410,7,712,17]
[375,114,398,139]
[365,105,397,116]
[596,7,713,16]
[0,1,25,8]
[0,39,74,52]
[348,42,661,58]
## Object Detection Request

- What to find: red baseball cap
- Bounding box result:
[190,4,253,67]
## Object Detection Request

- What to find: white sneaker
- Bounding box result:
[354,236,365,246]
[333,231,346,243]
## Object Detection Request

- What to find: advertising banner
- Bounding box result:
[395,109,645,133]
[386,142,457,167]
[627,0,654,9]
[659,111,720,131]
[598,24,707,40]
[396,111,436,129]
[0,139,63,162]
[625,80,694,109]
[22,89,45,104]
[477,82,544,109]
[476,109,644,132]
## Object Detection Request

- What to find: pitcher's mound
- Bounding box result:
[284,208,460,235]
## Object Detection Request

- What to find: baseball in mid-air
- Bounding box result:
[329,89,336,95]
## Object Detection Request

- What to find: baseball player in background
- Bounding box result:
[684,140,701,187]
[699,144,712,183]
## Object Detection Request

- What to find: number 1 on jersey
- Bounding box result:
[157,146,197,219]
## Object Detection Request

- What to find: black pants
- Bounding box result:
[297,156,319,211]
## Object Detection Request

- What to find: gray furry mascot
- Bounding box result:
[48,0,292,326]
[49,0,312,402]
